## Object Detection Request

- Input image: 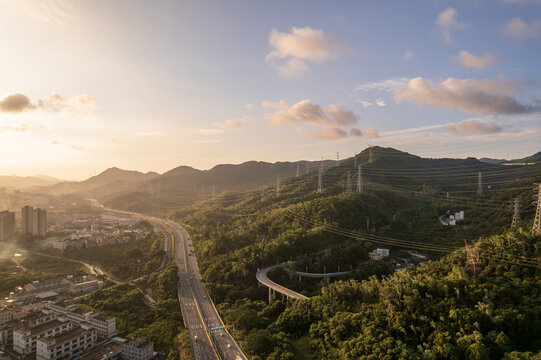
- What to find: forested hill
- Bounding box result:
[171,147,541,359]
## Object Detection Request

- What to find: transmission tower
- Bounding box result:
[346,170,352,193]
[464,240,480,275]
[477,172,483,196]
[357,166,363,193]
[296,163,300,177]
[511,197,521,227]
[353,152,357,168]
[306,162,309,175]
[336,152,340,161]
[276,176,280,197]
[533,184,541,234]
[369,147,373,163]
[317,163,323,194]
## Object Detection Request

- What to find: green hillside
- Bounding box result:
[168,147,541,359]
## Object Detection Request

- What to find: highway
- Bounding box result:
[256,263,308,301]
[167,220,248,360]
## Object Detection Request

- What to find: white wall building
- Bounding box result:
[13,318,71,356]
[375,248,390,257]
[36,324,97,360]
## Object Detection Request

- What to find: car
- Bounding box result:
[194,336,198,341]
[227,344,232,349]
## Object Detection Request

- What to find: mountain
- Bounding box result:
[479,157,507,164]
[0,175,63,190]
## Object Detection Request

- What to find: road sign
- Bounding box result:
[210,326,225,332]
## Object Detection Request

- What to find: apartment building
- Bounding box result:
[120,337,154,360]
[36,323,97,360]
[13,317,72,356]
[50,302,116,339]
[0,210,15,240]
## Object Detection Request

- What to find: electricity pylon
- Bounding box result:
[276,175,280,197]
[464,240,480,275]
[533,184,541,234]
[346,170,352,193]
[317,163,323,194]
[477,172,483,196]
[306,162,309,175]
[369,147,373,163]
[356,166,363,193]
[296,163,300,177]
[354,152,357,168]
[511,197,520,227]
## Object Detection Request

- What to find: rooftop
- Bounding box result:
[80,342,121,360]
[38,326,93,345]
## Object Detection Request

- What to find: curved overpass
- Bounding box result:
[256,263,308,303]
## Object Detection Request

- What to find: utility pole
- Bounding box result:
[533,184,541,234]
[464,240,480,275]
[317,162,323,194]
[477,172,483,196]
[346,170,352,193]
[511,197,520,227]
[357,166,363,193]
[276,176,280,197]
[296,163,300,177]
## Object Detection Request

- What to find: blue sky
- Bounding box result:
[0,0,540,179]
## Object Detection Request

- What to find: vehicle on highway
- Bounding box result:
[194,336,198,341]
[227,344,231,349]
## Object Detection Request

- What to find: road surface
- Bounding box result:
[167,220,248,360]
[256,263,308,300]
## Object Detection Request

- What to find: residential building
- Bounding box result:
[0,307,11,325]
[375,248,390,258]
[50,302,116,339]
[33,207,47,236]
[369,251,382,260]
[120,337,154,360]
[80,341,122,360]
[21,205,34,235]
[0,210,15,240]
[13,317,71,356]
[36,323,97,360]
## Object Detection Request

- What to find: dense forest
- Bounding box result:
[171,148,541,359]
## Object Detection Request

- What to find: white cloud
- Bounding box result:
[215,115,251,129]
[133,131,166,137]
[364,128,380,138]
[503,18,541,38]
[1,123,31,132]
[262,99,376,140]
[444,119,502,135]
[453,50,497,69]
[436,7,468,44]
[244,103,253,111]
[195,128,223,136]
[0,92,96,116]
[354,77,410,92]
[375,99,386,107]
[266,26,349,76]
[404,51,415,60]
[394,77,540,115]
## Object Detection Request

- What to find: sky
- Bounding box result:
[0,0,540,180]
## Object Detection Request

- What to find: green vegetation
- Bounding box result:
[168,148,541,359]
[0,251,88,296]
[77,262,182,356]
[61,233,164,280]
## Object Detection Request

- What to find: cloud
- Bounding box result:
[266,26,349,76]
[134,131,166,137]
[274,58,309,77]
[501,0,541,4]
[263,99,375,140]
[0,92,96,115]
[215,116,251,129]
[394,77,540,115]
[354,77,410,92]
[404,51,415,60]
[436,7,468,44]
[244,103,253,111]
[313,127,348,140]
[444,119,503,135]
[503,18,541,38]
[375,99,386,107]
[453,50,497,69]
[0,94,36,113]
[1,123,31,132]
[195,128,222,136]
[364,128,380,138]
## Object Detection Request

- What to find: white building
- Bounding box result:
[120,337,154,360]
[369,251,382,261]
[36,323,97,360]
[50,302,116,339]
[375,248,390,258]
[13,318,71,356]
